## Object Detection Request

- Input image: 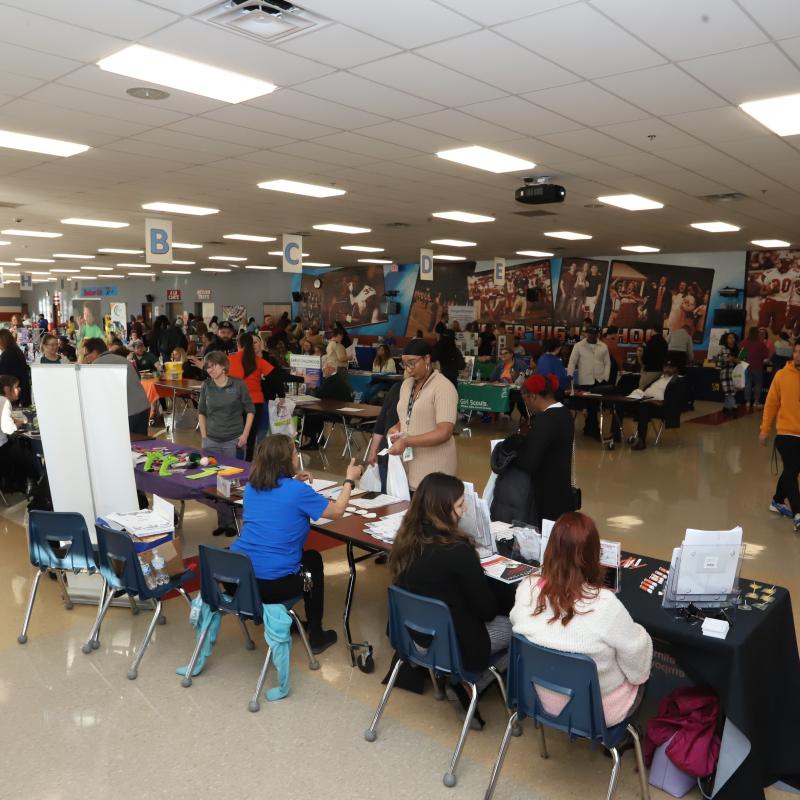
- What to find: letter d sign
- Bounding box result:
[420,248,433,282]
[145,218,173,264]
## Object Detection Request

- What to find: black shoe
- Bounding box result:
[309,629,338,654]
[632,439,647,451]
[375,553,388,565]
[224,527,239,537]
[445,683,485,730]
[212,526,226,536]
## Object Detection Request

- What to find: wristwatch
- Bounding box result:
[343,479,356,489]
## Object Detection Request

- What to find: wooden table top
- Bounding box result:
[311,500,409,552]
[294,397,382,419]
[152,378,204,391]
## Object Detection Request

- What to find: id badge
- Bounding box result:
[402,446,414,462]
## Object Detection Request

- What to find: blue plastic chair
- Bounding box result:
[18,511,101,644]
[180,544,319,712]
[364,586,515,788]
[485,634,650,800]
[83,525,194,680]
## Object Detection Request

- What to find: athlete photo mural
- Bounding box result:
[298,265,387,328]
[555,258,609,325]
[745,249,800,335]
[466,259,554,325]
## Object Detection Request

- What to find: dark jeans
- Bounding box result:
[578,384,601,433]
[256,550,326,634]
[245,403,263,461]
[509,388,528,420]
[774,435,800,515]
[128,408,150,436]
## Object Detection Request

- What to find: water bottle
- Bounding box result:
[150,549,169,586]
[139,557,157,590]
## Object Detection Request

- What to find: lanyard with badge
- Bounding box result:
[402,371,433,462]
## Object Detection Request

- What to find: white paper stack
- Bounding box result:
[349,494,402,509]
[364,510,407,543]
[459,481,494,557]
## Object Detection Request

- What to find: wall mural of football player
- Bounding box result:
[297,265,387,329]
[557,259,608,325]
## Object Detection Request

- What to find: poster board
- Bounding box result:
[289,353,322,389]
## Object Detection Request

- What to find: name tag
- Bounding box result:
[402,446,414,462]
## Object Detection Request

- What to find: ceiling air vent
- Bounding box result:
[197,1,331,43]
[699,192,748,203]
[512,209,557,217]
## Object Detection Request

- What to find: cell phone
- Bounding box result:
[360,491,380,499]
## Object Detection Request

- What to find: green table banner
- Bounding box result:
[458,381,511,413]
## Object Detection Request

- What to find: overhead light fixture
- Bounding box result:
[433,254,467,261]
[0,261,19,266]
[430,239,477,247]
[28,271,49,276]
[358,258,392,264]
[544,231,593,240]
[141,202,218,216]
[598,194,664,211]
[82,266,113,271]
[201,267,231,273]
[72,276,97,280]
[0,129,89,157]
[17,258,55,263]
[0,241,9,246]
[690,221,740,233]
[516,250,554,258]
[1,228,62,238]
[245,265,278,270]
[171,260,195,265]
[621,245,661,253]
[313,224,371,234]
[117,262,151,268]
[50,268,80,273]
[53,253,95,259]
[172,242,203,249]
[127,271,156,277]
[432,211,495,224]
[739,93,800,136]
[268,250,309,257]
[258,179,346,198]
[100,248,143,254]
[436,145,535,174]
[209,255,246,261]
[751,239,790,248]
[102,274,125,278]
[341,245,384,253]
[223,233,276,242]
[61,217,129,228]
[303,261,330,267]
[162,270,191,275]
[97,44,276,104]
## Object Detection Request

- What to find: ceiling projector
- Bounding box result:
[515,181,566,205]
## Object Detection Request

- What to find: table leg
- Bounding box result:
[170,385,178,443]
[342,540,380,673]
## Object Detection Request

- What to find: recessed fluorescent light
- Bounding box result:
[97,44,276,104]
[598,194,664,211]
[433,254,467,261]
[223,233,276,242]
[100,248,143,255]
[739,93,800,136]
[53,253,95,259]
[516,250,554,258]
[72,276,97,280]
[358,258,392,264]
[436,145,535,173]
[82,266,113,271]
[258,179,346,198]
[313,224,371,234]
[0,241,9,246]
[432,211,495,224]
[171,260,195,265]
[0,261,19,266]
[209,255,246,261]
[430,239,477,247]
[1,228,62,238]
[245,265,278,270]
[340,245,384,253]
[117,262,152,268]
[172,242,203,249]
[162,270,191,275]
[61,217,129,228]
[28,271,49,276]
[102,274,125,278]
[141,202,218,216]
[0,129,89,157]
[268,250,309,257]
[544,231,592,240]
[690,221,740,233]
[4,273,20,278]
[303,261,330,267]
[201,267,231,273]
[751,239,790,248]
[621,245,661,253]
[4,279,19,284]
[17,257,55,263]
[127,271,156,277]
[50,268,80,273]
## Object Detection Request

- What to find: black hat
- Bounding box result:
[403,339,432,357]
[218,320,234,330]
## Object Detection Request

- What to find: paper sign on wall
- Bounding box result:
[282,233,303,274]
[145,218,173,264]
[493,257,506,287]
[20,273,32,291]
[166,288,182,301]
[420,248,433,282]
[197,289,212,301]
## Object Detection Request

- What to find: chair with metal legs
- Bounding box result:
[485,634,650,800]
[179,545,319,712]
[364,586,517,788]
[18,511,101,645]
[83,525,194,680]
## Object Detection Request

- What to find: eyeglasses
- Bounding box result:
[402,358,422,369]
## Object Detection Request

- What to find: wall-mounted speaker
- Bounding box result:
[145,293,155,302]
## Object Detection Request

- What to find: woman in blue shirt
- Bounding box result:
[231,435,362,654]
[534,338,569,398]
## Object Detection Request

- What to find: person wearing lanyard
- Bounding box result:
[387,340,458,493]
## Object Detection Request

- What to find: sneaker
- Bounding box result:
[794,516,800,533]
[309,628,338,654]
[770,500,793,518]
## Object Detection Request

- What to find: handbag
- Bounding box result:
[571,434,582,511]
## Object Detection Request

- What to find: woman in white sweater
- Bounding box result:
[510,512,652,725]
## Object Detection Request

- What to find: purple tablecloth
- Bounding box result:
[133,439,250,501]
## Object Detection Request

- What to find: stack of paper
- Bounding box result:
[364,510,407,543]
[459,481,494,557]
[349,494,402,509]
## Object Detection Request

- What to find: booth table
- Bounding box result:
[295,398,382,459]
[139,378,203,442]
[458,381,511,413]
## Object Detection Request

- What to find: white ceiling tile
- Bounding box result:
[142,18,334,87]
[714,137,800,164]
[271,141,382,167]
[235,149,343,174]
[494,4,665,78]
[0,42,80,81]
[132,128,257,158]
[136,0,211,13]
[665,106,773,143]
[538,128,642,158]
[595,65,727,115]
[103,139,218,166]
[776,36,800,71]
[204,105,339,139]
[491,138,595,170]
[598,119,701,151]
[460,96,583,136]
[248,88,386,129]
[595,152,677,177]
[0,71,44,97]
[350,122,463,152]
[736,0,800,41]
[416,30,578,94]
[404,109,521,143]
[298,0,480,48]
[592,0,767,60]
[310,132,423,160]
[351,53,505,106]
[435,0,575,25]
[0,0,179,39]
[0,5,125,62]
[680,44,800,103]
[165,118,294,149]
[522,82,650,126]
[293,73,442,118]
[277,24,400,68]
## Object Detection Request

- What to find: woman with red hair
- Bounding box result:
[511,512,652,724]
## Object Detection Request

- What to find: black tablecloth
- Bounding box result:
[620,553,800,800]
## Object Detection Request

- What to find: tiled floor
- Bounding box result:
[1,403,795,799]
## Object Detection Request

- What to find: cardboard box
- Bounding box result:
[137,538,185,578]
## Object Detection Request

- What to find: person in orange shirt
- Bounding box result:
[228,332,274,461]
